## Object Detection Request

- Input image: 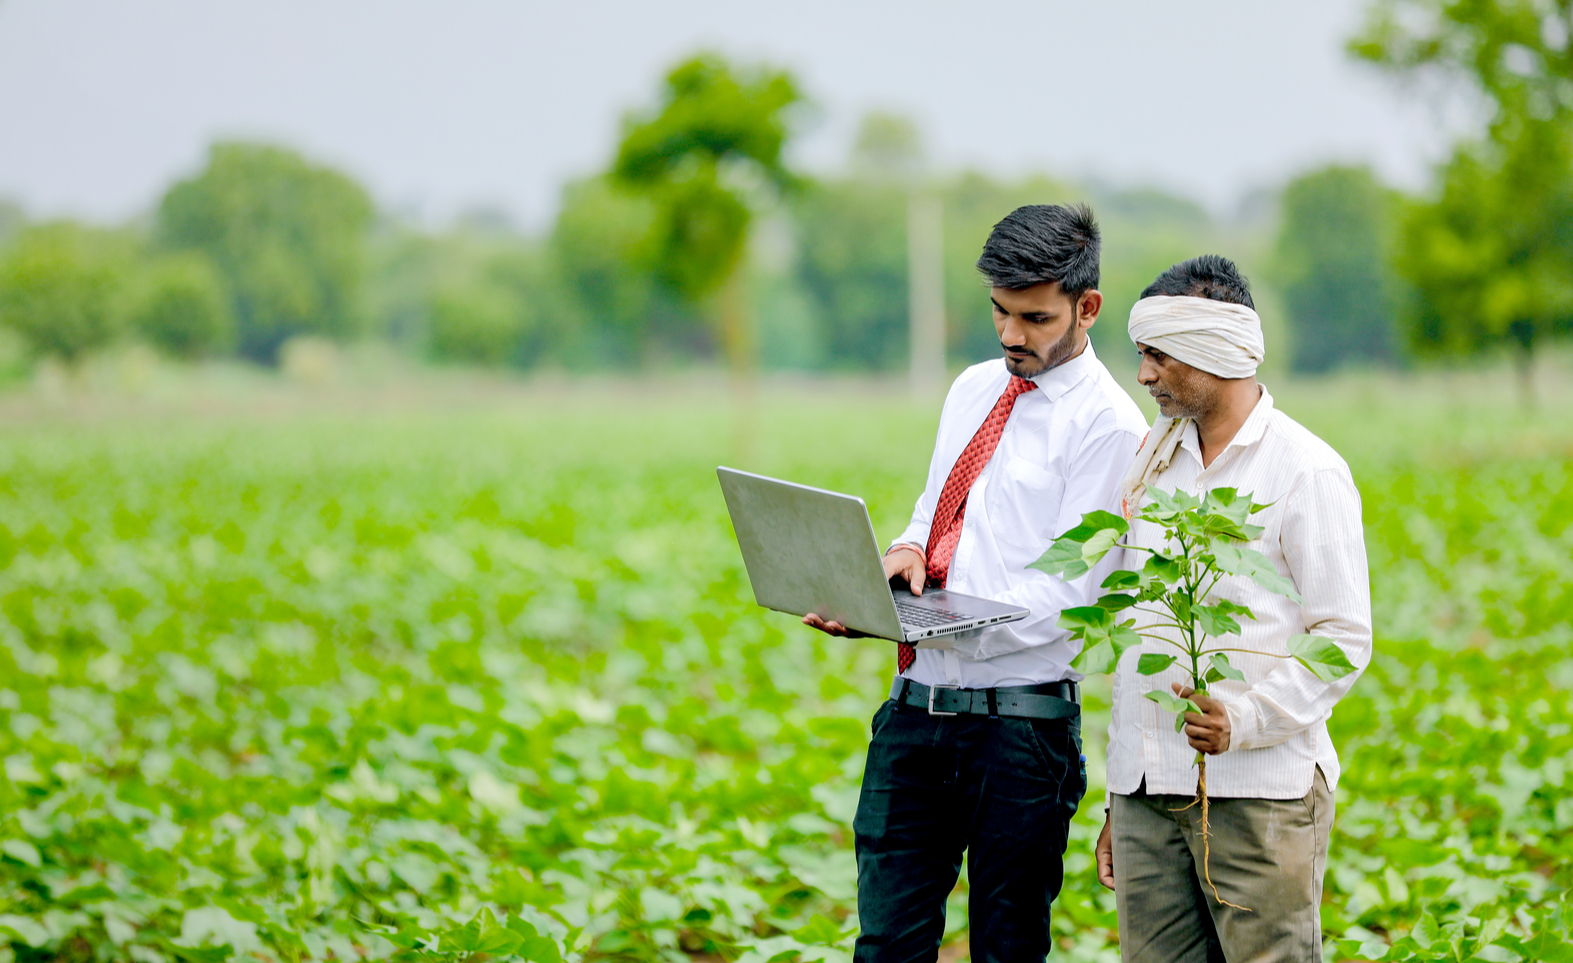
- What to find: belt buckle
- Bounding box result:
[927,684,959,717]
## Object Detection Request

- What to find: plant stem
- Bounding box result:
[1173,528,1250,912]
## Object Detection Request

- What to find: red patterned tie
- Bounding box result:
[897,375,1038,672]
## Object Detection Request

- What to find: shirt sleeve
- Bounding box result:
[949,425,1143,662]
[1222,466,1373,751]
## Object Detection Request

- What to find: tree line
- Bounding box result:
[0,1,1569,387]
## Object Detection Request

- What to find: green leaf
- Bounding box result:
[1474,913,1508,952]
[1136,652,1176,675]
[2,839,41,867]
[1206,652,1246,682]
[1030,511,1129,580]
[1194,601,1246,638]
[1410,912,1440,949]
[1101,569,1142,590]
[505,914,566,961]
[1071,639,1116,675]
[794,914,854,945]
[1140,487,1201,521]
[1287,634,1358,682]
[1058,605,1111,632]
[1144,553,1182,585]
[1103,622,1143,666]
[1063,605,1142,677]
[1144,689,1199,716]
[1095,592,1137,612]
[1210,543,1302,602]
[0,914,50,948]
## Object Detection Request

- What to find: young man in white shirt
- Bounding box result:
[1097,255,1373,963]
[806,204,1146,962]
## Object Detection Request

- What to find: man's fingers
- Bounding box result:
[1173,682,1195,699]
[802,613,848,637]
[882,548,926,596]
[1096,817,1115,891]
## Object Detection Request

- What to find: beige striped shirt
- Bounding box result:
[1106,387,1373,799]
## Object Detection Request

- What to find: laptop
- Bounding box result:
[717,467,1029,645]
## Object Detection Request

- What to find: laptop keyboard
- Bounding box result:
[895,598,969,627]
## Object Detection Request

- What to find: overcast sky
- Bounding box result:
[0,0,1472,229]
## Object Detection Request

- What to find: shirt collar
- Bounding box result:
[1027,337,1100,401]
[1178,384,1276,464]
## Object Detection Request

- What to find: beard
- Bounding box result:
[1150,378,1218,420]
[1003,322,1082,379]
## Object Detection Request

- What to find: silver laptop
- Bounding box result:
[717,467,1029,645]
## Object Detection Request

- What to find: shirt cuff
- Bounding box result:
[1222,698,1261,752]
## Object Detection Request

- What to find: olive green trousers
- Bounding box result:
[1110,768,1333,963]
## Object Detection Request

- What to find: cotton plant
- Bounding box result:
[1031,487,1356,905]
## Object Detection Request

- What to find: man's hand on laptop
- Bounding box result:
[803,545,926,637]
[883,545,926,595]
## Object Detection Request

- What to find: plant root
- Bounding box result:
[1195,755,1251,913]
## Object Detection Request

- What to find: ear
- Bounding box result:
[1077,290,1103,328]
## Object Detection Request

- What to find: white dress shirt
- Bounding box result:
[1106,387,1373,799]
[890,341,1147,689]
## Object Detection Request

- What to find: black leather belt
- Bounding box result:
[891,678,1081,720]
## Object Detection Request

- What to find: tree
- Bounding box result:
[156,142,374,364]
[123,254,234,359]
[1352,0,1573,398]
[550,176,701,361]
[426,282,522,367]
[0,222,127,364]
[1274,165,1402,373]
[1350,0,1573,125]
[611,54,802,377]
[793,180,909,370]
[1394,121,1573,398]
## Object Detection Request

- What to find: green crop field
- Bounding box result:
[0,368,1571,963]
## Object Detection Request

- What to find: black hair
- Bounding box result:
[975,203,1100,298]
[1140,254,1255,309]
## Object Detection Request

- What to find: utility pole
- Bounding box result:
[907,192,945,398]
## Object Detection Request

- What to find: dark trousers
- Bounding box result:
[852,697,1087,963]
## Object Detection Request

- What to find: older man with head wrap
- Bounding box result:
[1096,256,1372,963]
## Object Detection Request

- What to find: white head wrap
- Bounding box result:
[1126,295,1265,379]
[1119,295,1266,515]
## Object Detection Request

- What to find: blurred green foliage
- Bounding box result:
[1393,122,1573,379]
[1349,0,1573,126]
[1353,0,1573,386]
[792,180,908,371]
[17,28,1573,380]
[612,54,802,375]
[0,201,24,247]
[0,382,1569,962]
[156,143,374,364]
[0,222,131,364]
[1274,165,1402,373]
[550,178,704,362]
[122,253,235,360]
